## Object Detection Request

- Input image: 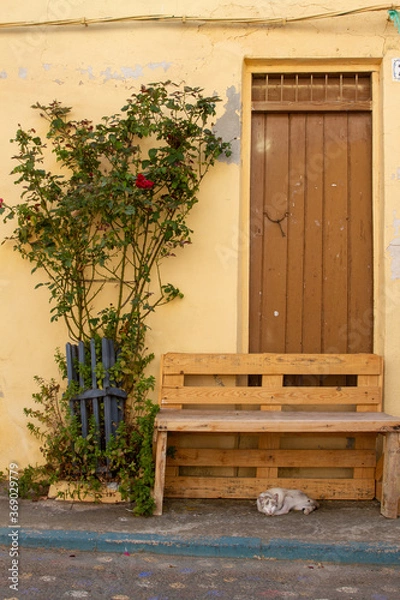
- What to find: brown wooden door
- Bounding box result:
[249,73,373,354]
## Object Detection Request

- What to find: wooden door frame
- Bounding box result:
[240,58,383,354]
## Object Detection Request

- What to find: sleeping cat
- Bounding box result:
[257,487,319,516]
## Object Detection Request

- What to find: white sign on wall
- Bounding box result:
[392,58,400,81]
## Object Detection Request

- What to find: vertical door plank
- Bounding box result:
[348,112,373,353]
[322,113,349,353]
[286,114,306,352]
[303,114,324,352]
[261,114,289,352]
[249,114,267,352]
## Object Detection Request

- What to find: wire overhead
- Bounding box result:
[0,4,399,31]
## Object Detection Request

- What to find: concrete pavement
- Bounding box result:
[1,485,400,565]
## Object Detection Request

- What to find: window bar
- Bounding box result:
[265,74,269,102]
[355,73,359,102]
[340,73,343,101]
[310,74,313,102]
[295,74,299,102]
[280,74,284,102]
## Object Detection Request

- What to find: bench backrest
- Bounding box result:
[159,353,383,412]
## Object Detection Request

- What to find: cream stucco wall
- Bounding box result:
[1,0,400,470]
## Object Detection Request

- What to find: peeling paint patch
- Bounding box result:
[18,67,28,79]
[388,242,400,280]
[0,71,7,79]
[42,63,52,71]
[100,65,144,82]
[388,210,400,279]
[121,65,144,79]
[214,85,241,164]
[392,209,400,237]
[100,67,124,82]
[75,63,171,83]
[79,66,95,80]
[148,61,172,72]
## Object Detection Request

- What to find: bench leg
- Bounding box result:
[381,432,400,519]
[153,431,168,516]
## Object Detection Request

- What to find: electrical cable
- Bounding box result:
[0,4,398,31]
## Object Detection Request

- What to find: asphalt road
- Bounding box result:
[1,546,400,600]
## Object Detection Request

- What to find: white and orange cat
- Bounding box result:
[257,487,319,516]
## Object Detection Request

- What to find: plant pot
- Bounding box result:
[48,480,124,504]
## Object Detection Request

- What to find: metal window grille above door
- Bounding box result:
[251,72,372,110]
[249,71,373,355]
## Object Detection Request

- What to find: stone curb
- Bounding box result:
[1,527,400,565]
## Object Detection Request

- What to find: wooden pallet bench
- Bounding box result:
[153,353,400,518]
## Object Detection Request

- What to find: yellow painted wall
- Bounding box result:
[1,0,400,470]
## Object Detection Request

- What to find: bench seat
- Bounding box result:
[156,410,400,433]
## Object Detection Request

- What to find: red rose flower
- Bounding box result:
[135,174,154,189]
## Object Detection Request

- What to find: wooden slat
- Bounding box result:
[260,374,283,411]
[252,101,372,112]
[161,352,382,376]
[375,453,384,482]
[262,113,289,352]
[164,476,375,500]
[286,114,306,353]
[160,372,184,410]
[258,375,281,478]
[155,410,400,433]
[303,114,324,352]
[353,435,376,481]
[347,113,373,354]
[153,431,168,516]
[249,113,266,353]
[161,386,382,406]
[323,113,348,353]
[159,369,184,480]
[167,431,376,444]
[358,375,382,412]
[376,481,400,515]
[257,433,280,479]
[167,448,376,468]
[381,433,400,518]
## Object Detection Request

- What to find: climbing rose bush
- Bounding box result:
[0,81,231,515]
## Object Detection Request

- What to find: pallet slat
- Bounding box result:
[166,448,376,468]
[162,352,383,376]
[156,410,400,433]
[161,386,382,405]
[164,476,376,500]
